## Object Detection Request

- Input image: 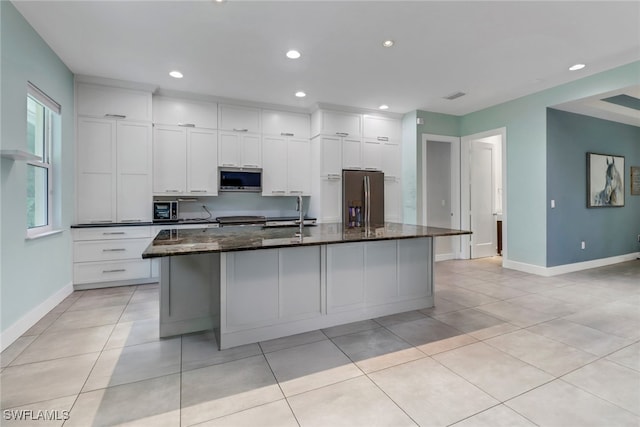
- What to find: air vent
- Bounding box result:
[443,91,466,100]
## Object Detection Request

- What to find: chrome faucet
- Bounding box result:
[296,195,304,237]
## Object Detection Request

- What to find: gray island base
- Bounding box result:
[142,223,471,349]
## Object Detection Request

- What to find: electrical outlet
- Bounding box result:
[581,241,586,250]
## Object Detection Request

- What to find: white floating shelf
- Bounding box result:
[1,149,42,162]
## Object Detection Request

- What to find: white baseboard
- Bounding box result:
[503,252,640,277]
[0,282,73,351]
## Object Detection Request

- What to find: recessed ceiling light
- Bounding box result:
[379,104,389,110]
[382,40,394,48]
[286,50,301,59]
[569,63,586,71]
[169,70,183,79]
[295,91,306,98]
[214,0,225,3]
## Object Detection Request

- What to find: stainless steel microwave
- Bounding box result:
[153,201,178,222]
[219,167,262,192]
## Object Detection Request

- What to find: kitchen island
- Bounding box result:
[142,223,470,349]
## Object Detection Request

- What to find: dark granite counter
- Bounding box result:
[142,222,471,258]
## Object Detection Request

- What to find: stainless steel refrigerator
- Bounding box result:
[342,169,385,228]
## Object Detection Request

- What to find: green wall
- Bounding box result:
[1,2,75,335]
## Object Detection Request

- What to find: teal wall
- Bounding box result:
[546,109,640,266]
[460,61,640,267]
[1,2,75,334]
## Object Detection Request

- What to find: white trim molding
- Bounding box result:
[503,252,640,277]
[0,282,73,351]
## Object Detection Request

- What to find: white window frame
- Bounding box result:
[26,82,60,239]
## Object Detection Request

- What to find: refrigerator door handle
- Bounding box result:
[364,175,371,227]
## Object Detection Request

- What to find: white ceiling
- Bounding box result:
[12,1,640,117]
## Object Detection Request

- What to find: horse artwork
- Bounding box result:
[588,153,625,208]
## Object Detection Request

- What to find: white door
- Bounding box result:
[187,128,218,195]
[287,138,311,195]
[262,136,287,195]
[470,141,496,258]
[153,125,186,194]
[117,121,152,222]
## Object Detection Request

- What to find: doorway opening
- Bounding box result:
[421,134,461,261]
[461,128,506,261]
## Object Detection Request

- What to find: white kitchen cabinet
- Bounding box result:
[287,138,311,195]
[153,126,218,196]
[72,226,154,289]
[262,109,310,139]
[218,131,261,168]
[187,128,218,195]
[262,136,288,195]
[117,122,153,223]
[218,104,261,133]
[262,136,311,196]
[318,136,342,176]
[342,137,363,170]
[362,138,383,171]
[363,115,402,141]
[398,238,431,298]
[365,241,399,305]
[77,117,152,224]
[153,96,218,129]
[153,125,186,194]
[77,117,116,224]
[223,246,321,332]
[381,140,401,177]
[318,176,342,223]
[326,243,365,313]
[77,83,152,122]
[311,109,361,138]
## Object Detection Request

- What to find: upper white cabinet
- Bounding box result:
[77,117,152,224]
[342,137,363,170]
[262,110,310,139]
[363,115,402,141]
[362,139,383,171]
[218,132,261,168]
[218,104,261,133]
[153,96,218,129]
[153,125,218,196]
[262,136,311,196]
[318,136,342,177]
[311,110,362,138]
[77,83,152,122]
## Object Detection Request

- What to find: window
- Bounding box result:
[26,83,60,238]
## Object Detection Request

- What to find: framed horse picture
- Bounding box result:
[587,152,625,208]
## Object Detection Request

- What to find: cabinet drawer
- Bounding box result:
[73,226,151,241]
[74,259,151,284]
[77,83,152,122]
[218,105,261,133]
[74,238,151,262]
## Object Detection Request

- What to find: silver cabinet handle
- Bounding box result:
[105,114,126,119]
[289,190,303,194]
[91,220,113,223]
[103,269,126,273]
[364,167,379,170]
[222,163,236,167]
[121,219,142,222]
[377,136,389,142]
[242,164,259,168]
[103,248,126,252]
[271,190,286,194]
[233,128,248,132]
[178,123,196,127]
[344,166,361,170]
[281,132,294,137]
[103,232,126,235]
[189,190,207,193]
[336,132,349,137]
[165,190,181,193]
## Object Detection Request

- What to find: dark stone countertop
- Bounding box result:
[142,222,471,259]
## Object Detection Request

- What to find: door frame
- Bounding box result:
[420,134,461,260]
[461,127,507,261]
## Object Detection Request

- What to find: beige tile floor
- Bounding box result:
[1,257,639,426]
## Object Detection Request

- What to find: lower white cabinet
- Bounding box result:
[72,226,154,288]
[326,243,365,313]
[223,246,321,332]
